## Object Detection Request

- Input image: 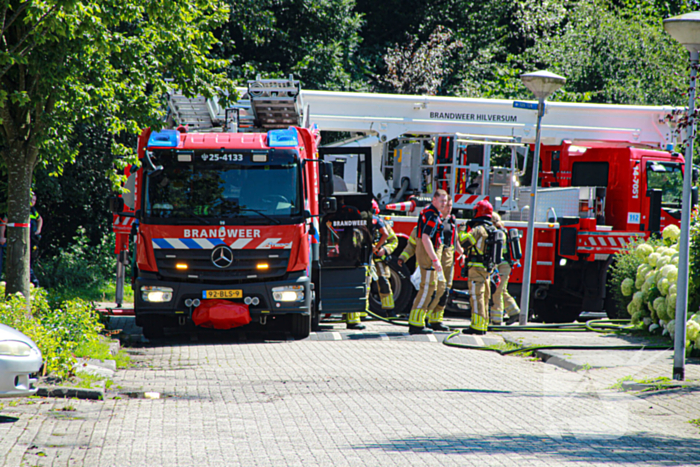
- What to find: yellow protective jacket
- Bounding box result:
[399,226,418,263]
[461,223,491,271]
[374,216,399,260]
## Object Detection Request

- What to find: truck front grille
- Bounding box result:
[154,249,291,283]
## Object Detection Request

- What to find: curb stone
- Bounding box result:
[36,386,104,400]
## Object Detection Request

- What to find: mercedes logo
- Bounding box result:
[211,245,234,269]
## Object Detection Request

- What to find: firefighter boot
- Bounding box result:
[409,325,433,335]
[490,308,504,325]
[429,322,450,332]
[347,323,366,330]
[506,313,521,325]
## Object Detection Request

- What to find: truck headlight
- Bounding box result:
[0,340,32,357]
[141,286,173,303]
[272,285,304,302]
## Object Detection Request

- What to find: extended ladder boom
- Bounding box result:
[299,90,681,149]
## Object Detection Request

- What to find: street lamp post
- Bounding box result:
[518,71,567,326]
[663,12,700,381]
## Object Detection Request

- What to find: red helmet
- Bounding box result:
[371,199,380,215]
[474,199,493,218]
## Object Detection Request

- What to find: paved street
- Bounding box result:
[1,316,699,466]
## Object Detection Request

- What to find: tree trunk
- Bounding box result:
[4,143,37,298]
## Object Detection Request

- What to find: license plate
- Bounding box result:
[203,289,242,299]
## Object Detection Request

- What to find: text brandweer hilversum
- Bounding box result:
[429,112,518,122]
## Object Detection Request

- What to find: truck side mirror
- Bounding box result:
[693,186,698,207]
[693,166,699,184]
[319,161,335,197]
[110,196,125,213]
[320,197,337,214]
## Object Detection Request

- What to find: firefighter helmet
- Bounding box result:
[474,199,493,218]
[372,199,380,215]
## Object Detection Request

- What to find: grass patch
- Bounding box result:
[73,337,131,369]
[689,418,700,433]
[610,375,635,390]
[611,375,685,392]
[74,372,107,389]
[483,341,534,357]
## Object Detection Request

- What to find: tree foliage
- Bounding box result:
[7,0,700,297]
[0,0,234,296]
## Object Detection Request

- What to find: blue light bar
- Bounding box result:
[267,128,299,147]
[147,129,180,148]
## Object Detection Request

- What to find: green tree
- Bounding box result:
[0,0,234,297]
[527,0,687,105]
[221,0,365,90]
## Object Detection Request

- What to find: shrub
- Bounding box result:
[0,284,104,378]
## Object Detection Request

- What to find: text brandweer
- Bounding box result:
[184,228,261,238]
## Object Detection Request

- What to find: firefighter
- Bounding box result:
[407,189,448,335]
[426,197,463,331]
[489,213,521,325]
[371,199,398,314]
[460,199,495,335]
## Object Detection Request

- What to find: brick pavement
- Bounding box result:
[0,316,698,466]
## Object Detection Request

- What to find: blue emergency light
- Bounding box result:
[267,128,299,147]
[147,129,180,148]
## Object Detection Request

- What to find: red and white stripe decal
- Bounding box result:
[453,195,509,208]
[112,215,135,234]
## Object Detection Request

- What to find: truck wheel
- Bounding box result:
[536,300,582,323]
[604,281,623,319]
[291,313,311,340]
[141,320,164,340]
[311,291,321,332]
[369,259,415,317]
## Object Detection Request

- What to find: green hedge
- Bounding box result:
[0,285,104,378]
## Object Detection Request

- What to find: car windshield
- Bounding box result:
[646,161,683,207]
[145,149,301,223]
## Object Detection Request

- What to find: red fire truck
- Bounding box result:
[286,90,690,322]
[111,78,376,338]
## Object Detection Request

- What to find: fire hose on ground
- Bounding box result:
[359,309,672,355]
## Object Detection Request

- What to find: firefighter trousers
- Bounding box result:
[490,263,519,324]
[468,266,490,332]
[375,260,394,309]
[428,246,454,324]
[408,267,437,328]
[346,265,372,325]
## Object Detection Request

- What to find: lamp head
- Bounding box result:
[520,70,566,100]
[664,12,700,53]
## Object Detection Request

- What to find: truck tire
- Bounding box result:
[604,281,623,319]
[368,262,414,317]
[291,313,311,340]
[536,299,582,323]
[311,290,321,332]
[141,319,165,340]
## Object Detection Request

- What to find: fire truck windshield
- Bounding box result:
[646,161,683,207]
[144,150,301,223]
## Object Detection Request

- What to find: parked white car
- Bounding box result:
[0,323,42,398]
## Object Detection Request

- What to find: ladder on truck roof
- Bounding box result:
[167,89,222,131]
[166,76,306,132]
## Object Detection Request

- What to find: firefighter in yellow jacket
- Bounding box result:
[426,197,463,331]
[407,189,448,335]
[490,212,521,325]
[460,200,495,335]
[371,200,399,312]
